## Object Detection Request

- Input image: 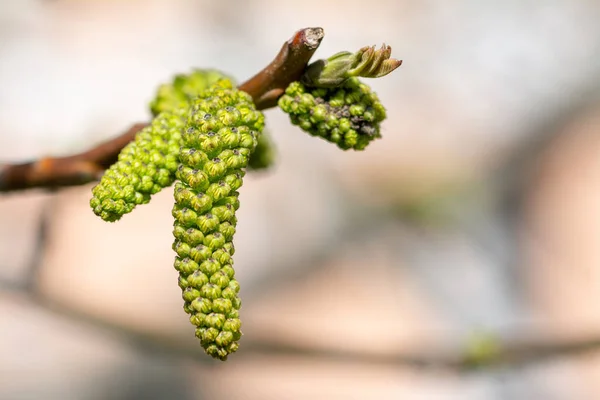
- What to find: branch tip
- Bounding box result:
[302,42,402,88]
[239,27,325,110]
[295,27,324,49]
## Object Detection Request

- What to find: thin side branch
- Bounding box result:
[0,27,324,193]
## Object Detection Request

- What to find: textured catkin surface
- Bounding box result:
[90,109,186,222]
[150,69,232,117]
[278,77,386,150]
[90,70,230,222]
[172,79,264,360]
[152,69,275,171]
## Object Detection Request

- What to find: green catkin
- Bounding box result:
[278,77,386,150]
[172,78,264,360]
[151,69,275,171]
[90,109,186,222]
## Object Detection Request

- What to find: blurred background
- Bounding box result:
[1,0,600,399]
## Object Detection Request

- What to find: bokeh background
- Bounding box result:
[2,0,600,399]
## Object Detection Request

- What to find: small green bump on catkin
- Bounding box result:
[90,109,187,222]
[172,78,264,360]
[278,77,386,150]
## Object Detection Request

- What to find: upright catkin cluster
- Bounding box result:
[278,77,386,150]
[90,110,186,222]
[172,79,264,360]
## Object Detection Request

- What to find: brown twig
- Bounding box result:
[0,27,324,193]
[0,123,147,192]
[240,27,324,109]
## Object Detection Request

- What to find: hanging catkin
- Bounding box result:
[171,78,264,360]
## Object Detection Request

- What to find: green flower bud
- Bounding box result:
[172,204,199,228]
[206,182,232,202]
[173,240,192,258]
[172,79,264,360]
[173,226,205,247]
[199,258,221,276]
[187,270,210,289]
[223,172,244,192]
[189,313,205,327]
[199,327,219,343]
[223,318,241,333]
[218,222,236,241]
[278,78,386,150]
[215,331,234,347]
[210,271,231,289]
[182,287,201,303]
[200,284,222,300]
[212,249,232,266]
[201,232,225,250]
[189,244,213,264]
[220,264,235,279]
[204,313,226,330]
[174,257,199,276]
[196,213,220,234]
[212,298,233,314]
[191,297,212,314]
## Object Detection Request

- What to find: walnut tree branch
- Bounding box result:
[0,27,324,193]
[239,27,324,109]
